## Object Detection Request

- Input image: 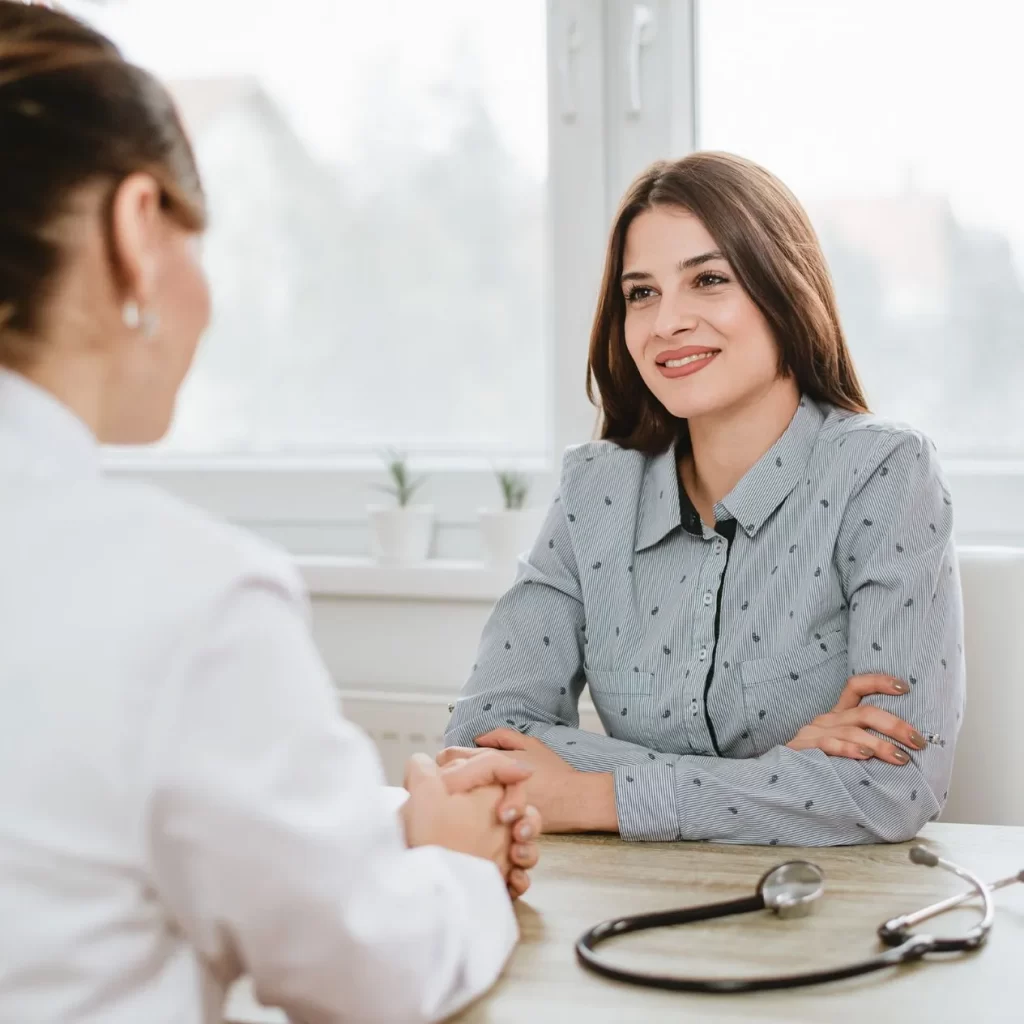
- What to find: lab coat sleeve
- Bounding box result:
[142,574,517,1024]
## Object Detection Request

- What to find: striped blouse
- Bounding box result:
[445,398,965,845]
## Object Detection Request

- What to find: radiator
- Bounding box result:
[339,689,603,785]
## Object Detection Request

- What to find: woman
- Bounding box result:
[443,152,964,846]
[0,4,539,1022]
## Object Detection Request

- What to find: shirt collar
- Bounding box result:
[717,397,824,540]
[0,368,99,477]
[635,442,685,552]
[634,397,825,551]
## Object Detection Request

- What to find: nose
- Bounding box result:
[652,289,699,340]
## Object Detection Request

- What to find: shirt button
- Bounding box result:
[699,647,707,661]
[715,540,723,555]
[703,593,713,606]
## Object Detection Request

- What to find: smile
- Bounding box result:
[664,353,714,368]
[655,348,720,379]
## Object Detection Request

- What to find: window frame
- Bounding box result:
[102,0,1024,554]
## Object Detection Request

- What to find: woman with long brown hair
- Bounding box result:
[444,152,964,846]
[0,3,541,1021]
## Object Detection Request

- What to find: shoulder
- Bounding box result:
[817,405,937,473]
[561,438,640,468]
[557,439,650,505]
[560,439,648,480]
[104,480,304,602]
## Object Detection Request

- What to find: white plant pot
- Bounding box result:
[367,504,435,564]
[478,508,546,571]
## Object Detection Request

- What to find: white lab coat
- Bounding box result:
[0,368,517,1024]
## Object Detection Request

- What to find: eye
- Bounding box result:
[624,284,656,304]
[694,271,729,288]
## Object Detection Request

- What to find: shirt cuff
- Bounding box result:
[613,763,680,842]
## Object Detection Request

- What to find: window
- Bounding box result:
[699,0,1024,457]
[83,0,1022,552]
[75,0,550,458]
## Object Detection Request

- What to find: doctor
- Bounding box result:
[0,3,540,1023]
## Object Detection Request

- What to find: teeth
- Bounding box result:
[664,352,716,368]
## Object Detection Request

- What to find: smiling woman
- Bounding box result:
[589,152,867,455]
[443,152,965,848]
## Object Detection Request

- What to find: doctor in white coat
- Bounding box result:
[0,3,541,1022]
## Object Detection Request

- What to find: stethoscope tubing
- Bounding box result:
[576,922,934,994]
[575,848,1001,994]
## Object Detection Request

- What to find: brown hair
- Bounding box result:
[0,0,206,365]
[587,151,868,452]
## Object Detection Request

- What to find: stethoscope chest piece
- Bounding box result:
[759,860,825,919]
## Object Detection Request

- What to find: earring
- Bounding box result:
[122,300,159,339]
[122,300,141,330]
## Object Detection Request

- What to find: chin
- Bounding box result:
[651,383,735,422]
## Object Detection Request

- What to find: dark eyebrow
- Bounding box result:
[620,250,727,285]
[677,250,726,271]
[620,270,653,285]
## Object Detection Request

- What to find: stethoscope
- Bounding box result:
[576,845,1024,992]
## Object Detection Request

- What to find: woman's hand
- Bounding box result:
[438,731,617,833]
[786,673,928,764]
[437,750,541,899]
[401,754,519,886]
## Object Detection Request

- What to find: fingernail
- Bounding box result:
[891,680,910,693]
[514,844,531,860]
[859,747,873,757]
[910,731,927,749]
[501,808,519,824]
[516,823,534,840]
[893,749,910,763]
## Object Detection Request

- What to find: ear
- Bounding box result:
[108,173,163,306]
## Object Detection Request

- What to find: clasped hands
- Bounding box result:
[400,749,541,899]
[434,671,928,835]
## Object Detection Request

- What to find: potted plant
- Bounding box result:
[478,470,546,570]
[367,450,434,564]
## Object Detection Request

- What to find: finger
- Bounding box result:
[495,779,529,824]
[510,841,539,870]
[508,868,531,900]
[842,706,926,749]
[403,752,442,792]
[514,805,542,843]
[833,673,910,712]
[812,734,878,760]
[826,725,913,765]
[441,750,533,802]
[475,728,531,751]
[436,746,483,768]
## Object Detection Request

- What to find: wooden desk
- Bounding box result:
[226,822,1024,1024]
[453,823,1024,1024]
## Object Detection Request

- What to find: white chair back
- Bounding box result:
[944,546,1024,826]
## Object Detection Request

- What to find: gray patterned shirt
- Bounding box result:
[446,399,965,845]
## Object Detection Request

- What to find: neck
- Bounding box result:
[681,378,801,515]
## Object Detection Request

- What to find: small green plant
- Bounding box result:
[377,449,425,507]
[496,470,529,511]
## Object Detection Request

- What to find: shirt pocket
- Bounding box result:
[739,632,849,755]
[585,667,655,744]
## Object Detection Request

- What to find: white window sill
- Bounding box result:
[295,556,513,602]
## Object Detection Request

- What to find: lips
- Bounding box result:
[655,345,721,380]
[655,345,721,365]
